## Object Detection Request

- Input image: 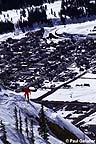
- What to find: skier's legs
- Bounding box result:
[27,93,29,102]
[24,93,27,99]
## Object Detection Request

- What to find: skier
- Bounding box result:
[23,87,31,102]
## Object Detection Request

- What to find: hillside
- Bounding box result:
[0,85,94,144]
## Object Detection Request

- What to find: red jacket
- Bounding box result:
[23,87,31,94]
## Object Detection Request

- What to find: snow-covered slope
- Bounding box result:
[44,72,96,103]
[0,85,93,144]
[0,84,64,144]
[0,0,96,42]
[46,111,94,143]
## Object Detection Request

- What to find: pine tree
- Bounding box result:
[51,8,53,15]
[19,110,23,134]
[38,104,49,140]
[0,120,10,144]
[29,120,35,144]
[25,117,29,138]
[14,107,18,130]
[0,120,7,143]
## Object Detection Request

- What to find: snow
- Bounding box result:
[0,85,67,144]
[0,17,95,42]
[49,135,65,144]
[55,116,90,142]
[45,109,94,144]
[43,18,96,39]
[0,0,96,42]
[44,1,61,19]
[0,84,94,143]
[52,20,95,36]
[0,0,61,42]
[57,109,83,120]
[0,31,26,43]
[0,1,61,24]
[11,71,96,103]
[0,140,3,144]
[44,0,62,25]
[0,85,42,144]
[81,112,96,125]
[81,73,96,78]
[43,72,96,103]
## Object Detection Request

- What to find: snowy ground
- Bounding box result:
[3,71,93,104]
[0,0,61,42]
[43,72,96,103]
[0,85,94,144]
[0,0,96,42]
[7,72,96,103]
[55,21,95,35]
[0,85,65,144]
[82,112,96,125]
[0,19,95,42]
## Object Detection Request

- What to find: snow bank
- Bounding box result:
[45,110,95,144]
[0,85,66,144]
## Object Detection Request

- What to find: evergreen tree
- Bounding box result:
[19,110,23,134]
[51,8,53,15]
[0,120,7,143]
[25,117,29,138]
[14,107,18,131]
[29,120,35,144]
[54,11,56,17]
[38,104,49,140]
[0,120,10,144]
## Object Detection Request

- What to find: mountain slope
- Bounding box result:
[0,84,94,144]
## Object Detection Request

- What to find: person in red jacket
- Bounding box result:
[23,87,31,102]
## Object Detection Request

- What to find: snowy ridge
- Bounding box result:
[45,110,94,144]
[0,86,94,144]
[0,86,64,144]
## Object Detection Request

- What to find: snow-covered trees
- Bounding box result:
[0,0,56,11]
[19,110,23,134]
[0,120,10,144]
[14,107,18,131]
[38,104,49,140]
[14,107,36,143]
[60,0,96,22]
[0,6,48,34]
[27,7,47,26]
[25,117,29,138]
[29,120,35,144]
